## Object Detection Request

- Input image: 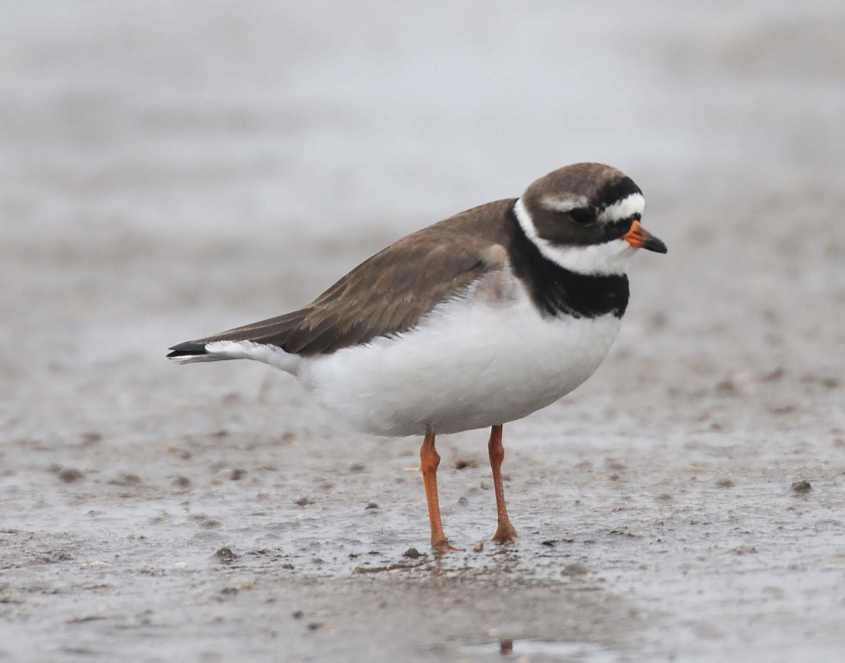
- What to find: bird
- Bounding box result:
[168,162,667,553]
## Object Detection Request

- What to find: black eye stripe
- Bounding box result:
[568,207,595,225]
[604,218,636,240]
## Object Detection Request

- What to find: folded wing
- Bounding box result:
[168,226,507,359]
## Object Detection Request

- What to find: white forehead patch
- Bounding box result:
[540,194,589,213]
[598,193,645,223]
[513,198,636,276]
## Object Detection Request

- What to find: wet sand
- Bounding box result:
[1,2,844,661]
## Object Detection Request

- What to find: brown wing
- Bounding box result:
[166,199,514,358]
[283,231,505,354]
[171,229,508,359]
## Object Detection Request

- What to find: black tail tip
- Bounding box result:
[166,341,208,358]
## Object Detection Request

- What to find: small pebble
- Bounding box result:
[716,478,735,488]
[561,562,589,577]
[58,468,84,483]
[365,502,379,510]
[215,547,237,563]
[403,547,422,559]
[230,469,246,481]
[294,497,313,507]
[791,480,812,494]
[172,476,191,489]
[292,610,304,619]
[307,622,323,631]
[110,473,142,486]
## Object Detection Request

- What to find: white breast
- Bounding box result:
[298,277,622,437]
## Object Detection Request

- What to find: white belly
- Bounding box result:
[298,284,622,437]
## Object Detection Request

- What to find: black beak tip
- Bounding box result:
[645,237,668,254]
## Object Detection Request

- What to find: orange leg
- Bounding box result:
[420,430,459,553]
[488,424,517,544]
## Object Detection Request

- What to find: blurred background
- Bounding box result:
[1,2,844,661]
[3,1,844,415]
[2,2,843,426]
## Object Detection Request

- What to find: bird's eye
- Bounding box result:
[569,208,594,225]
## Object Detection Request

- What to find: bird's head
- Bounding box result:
[514,163,667,276]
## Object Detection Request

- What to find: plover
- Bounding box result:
[168,162,667,552]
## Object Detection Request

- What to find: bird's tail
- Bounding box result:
[167,310,306,373]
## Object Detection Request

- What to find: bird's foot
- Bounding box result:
[432,537,463,555]
[491,521,518,545]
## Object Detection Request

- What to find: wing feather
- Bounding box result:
[177,230,505,356]
[168,199,514,358]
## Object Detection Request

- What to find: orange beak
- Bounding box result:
[624,220,667,254]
